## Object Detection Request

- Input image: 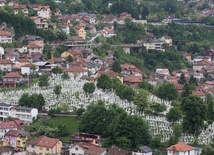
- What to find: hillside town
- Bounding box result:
[0,0,214,155]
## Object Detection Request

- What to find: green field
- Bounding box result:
[26,116,80,143]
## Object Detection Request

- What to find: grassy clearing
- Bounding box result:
[26,116,80,143]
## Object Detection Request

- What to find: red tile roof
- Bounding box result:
[0,59,13,64]
[106,146,129,155]
[65,65,86,73]
[38,6,50,11]
[193,90,205,97]
[0,120,25,129]
[85,147,106,155]
[0,31,13,37]
[166,142,195,152]
[27,43,42,48]
[5,130,21,137]
[4,72,22,78]
[27,136,60,148]
[123,75,142,83]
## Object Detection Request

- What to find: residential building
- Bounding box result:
[71,133,102,146]
[27,43,43,54]
[0,146,14,155]
[69,142,94,155]
[0,119,25,138]
[101,27,116,38]
[31,16,48,30]
[106,146,129,155]
[132,146,153,155]
[5,130,30,150]
[0,103,38,124]
[166,142,195,155]
[155,68,170,76]
[85,147,106,155]
[2,72,22,88]
[37,6,51,19]
[27,35,44,50]
[123,75,142,88]
[16,44,27,53]
[193,60,213,71]
[143,39,165,51]
[63,65,87,80]
[0,31,13,43]
[13,5,28,16]
[120,64,142,76]
[182,52,192,61]
[60,24,70,35]
[74,25,86,39]
[0,59,13,72]
[21,63,35,75]
[26,136,62,155]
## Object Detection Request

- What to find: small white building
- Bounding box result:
[0,103,38,124]
[69,143,87,155]
[0,46,4,59]
[0,31,13,43]
[37,6,51,19]
[101,27,116,38]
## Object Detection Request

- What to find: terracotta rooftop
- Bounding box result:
[166,142,195,152]
[0,120,25,129]
[124,75,142,83]
[65,65,86,73]
[0,59,13,64]
[85,147,106,155]
[106,146,129,155]
[27,136,60,148]
[0,31,13,37]
[4,72,22,78]
[27,43,42,48]
[193,90,205,97]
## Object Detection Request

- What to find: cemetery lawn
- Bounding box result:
[26,116,80,143]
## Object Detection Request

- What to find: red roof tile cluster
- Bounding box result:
[0,59,13,64]
[193,90,205,97]
[38,6,50,11]
[27,136,60,148]
[0,31,13,37]
[121,64,142,74]
[0,120,25,129]
[166,142,195,152]
[124,75,142,83]
[106,146,129,155]
[85,147,106,155]
[4,72,22,78]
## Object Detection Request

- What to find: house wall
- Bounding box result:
[3,77,21,83]
[21,67,30,75]
[37,9,51,19]
[69,145,85,155]
[26,144,35,153]
[132,152,153,155]
[16,136,28,149]
[28,40,44,50]
[0,128,17,138]
[167,150,195,155]
[0,64,12,72]
[5,135,16,148]
[34,141,62,154]
[68,71,87,80]
[17,46,27,53]
[28,48,43,54]
[0,36,13,43]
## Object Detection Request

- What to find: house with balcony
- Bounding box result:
[71,133,102,146]
[101,27,116,38]
[143,39,165,51]
[5,130,30,150]
[2,72,22,88]
[0,103,38,124]
[0,119,25,138]
[26,136,62,155]
[27,35,44,50]
[31,16,48,30]
[37,6,51,19]
[0,31,13,43]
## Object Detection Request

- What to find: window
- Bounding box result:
[75,147,78,151]
[46,148,49,151]
[40,147,42,150]
[31,145,34,148]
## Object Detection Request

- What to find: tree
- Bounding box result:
[133,89,149,111]
[79,101,123,136]
[156,83,178,100]
[189,75,198,86]
[207,100,214,122]
[178,73,186,85]
[18,93,30,106]
[59,103,70,113]
[53,85,62,97]
[139,81,153,92]
[51,66,63,75]
[38,73,49,88]
[83,82,96,95]
[150,102,167,113]
[112,78,122,90]
[116,85,135,101]
[0,70,3,80]
[181,95,207,137]
[107,112,151,149]
[96,74,112,91]
[181,83,192,98]
[166,107,182,125]
[67,55,73,63]
[112,60,121,73]
[62,72,69,80]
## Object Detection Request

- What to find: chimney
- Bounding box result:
[50,50,55,64]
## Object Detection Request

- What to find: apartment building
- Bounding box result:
[0,103,38,124]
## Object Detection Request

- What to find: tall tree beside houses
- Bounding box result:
[97,74,112,91]
[83,82,96,95]
[38,73,50,88]
[156,83,178,101]
[178,73,186,85]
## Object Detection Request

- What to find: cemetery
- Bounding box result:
[0,76,212,145]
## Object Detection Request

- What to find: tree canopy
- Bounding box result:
[156,83,178,100]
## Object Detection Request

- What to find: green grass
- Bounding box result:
[26,116,80,143]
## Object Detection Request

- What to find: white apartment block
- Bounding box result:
[0,103,38,124]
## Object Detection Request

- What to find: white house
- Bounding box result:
[37,6,51,19]
[21,64,35,75]
[0,103,38,125]
[0,46,4,59]
[0,31,13,43]
[0,59,13,72]
[166,142,196,155]
[65,66,88,80]
[132,146,153,155]
[69,143,88,155]
[143,39,165,51]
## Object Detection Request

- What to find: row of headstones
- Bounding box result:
[0,77,213,144]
